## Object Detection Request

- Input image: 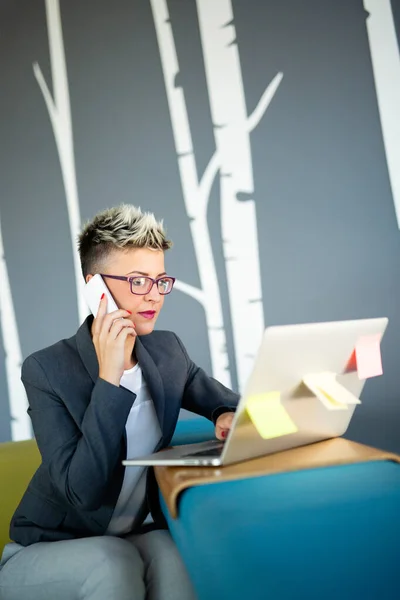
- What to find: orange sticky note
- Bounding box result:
[345,349,357,373]
[355,334,383,380]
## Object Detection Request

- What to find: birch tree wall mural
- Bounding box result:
[196,0,283,391]
[151,0,283,391]
[1,0,400,445]
[364,0,400,229]
[33,0,88,322]
[0,211,31,441]
[151,0,232,388]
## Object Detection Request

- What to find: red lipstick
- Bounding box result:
[138,311,156,320]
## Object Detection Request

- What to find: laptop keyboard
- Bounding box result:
[183,443,224,458]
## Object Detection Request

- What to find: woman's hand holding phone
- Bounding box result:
[92,294,136,387]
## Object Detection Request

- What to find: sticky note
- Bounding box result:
[303,372,360,411]
[345,349,357,373]
[355,334,383,380]
[246,392,298,439]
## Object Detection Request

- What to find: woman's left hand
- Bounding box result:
[215,412,235,441]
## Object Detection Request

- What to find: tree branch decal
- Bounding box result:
[151,0,283,390]
[364,0,400,228]
[0,210,31,440]
[33,0,88,322]
[151,0,233,387]
[196,0,282,390]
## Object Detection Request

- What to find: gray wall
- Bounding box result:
[1,0,400,451]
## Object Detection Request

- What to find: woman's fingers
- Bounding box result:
[109,318,136,340]
[215,424,230,440]
[215,428,229,441]
[92,293,108,337]
[215,412,235,440]
[117,322,137,341]
[97,308,132,343]
[92,297,136,386]
[103,309,132,331]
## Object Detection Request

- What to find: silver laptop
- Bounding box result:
[123,317,388,468]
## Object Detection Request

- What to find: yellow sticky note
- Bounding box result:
[316,387,347,408]
[303,372,360,411]
[246,392,298,440]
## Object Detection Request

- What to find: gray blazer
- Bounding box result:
[10,316,238,546]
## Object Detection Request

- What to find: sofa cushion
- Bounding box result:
[0,439,41,554]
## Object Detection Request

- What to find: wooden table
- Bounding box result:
[155,437,400,518]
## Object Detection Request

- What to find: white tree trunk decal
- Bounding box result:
[364,0,400,228]
[0,212,31,441]
[196,0,282,390]
[151,0,282,390]
[151,0,232,387]
[33,0,88,322]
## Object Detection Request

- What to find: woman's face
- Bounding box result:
[89,247,167,336]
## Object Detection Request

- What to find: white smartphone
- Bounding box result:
[83,273,119,316]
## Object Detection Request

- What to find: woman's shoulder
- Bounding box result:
[22,317,92,378]
[22,332,79,381]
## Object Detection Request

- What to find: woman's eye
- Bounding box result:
[132,278,146,286]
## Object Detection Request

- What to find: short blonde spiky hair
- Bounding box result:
[78,204,172,278]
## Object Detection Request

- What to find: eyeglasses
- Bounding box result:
[100,274,175,296]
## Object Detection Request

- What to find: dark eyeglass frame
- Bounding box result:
[100,273,176,296]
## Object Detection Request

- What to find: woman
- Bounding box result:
[0,205,238,600]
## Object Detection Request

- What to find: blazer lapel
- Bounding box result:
[135,335,165,430]
[76,316,99,383]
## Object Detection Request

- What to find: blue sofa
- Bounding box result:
[162,418,400,600]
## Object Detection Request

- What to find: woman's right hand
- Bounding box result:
[92,294,136,387]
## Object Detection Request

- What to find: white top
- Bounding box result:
[106,362,162,535]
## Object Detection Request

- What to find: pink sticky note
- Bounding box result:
[355,334,383,380]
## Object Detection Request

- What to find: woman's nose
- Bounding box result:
[145,281,161,301]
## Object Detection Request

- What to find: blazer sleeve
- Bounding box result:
[174,334,239,422]
[22,355,136,511]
